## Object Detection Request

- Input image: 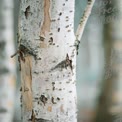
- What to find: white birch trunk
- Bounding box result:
[19,0,77,122]
[0,0,16,122]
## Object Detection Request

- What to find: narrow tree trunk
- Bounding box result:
[76,1,104,121]
[0,0,16,122]
[19,0,77,122]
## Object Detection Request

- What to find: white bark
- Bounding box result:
[19,0,77,122]
[0,0,16,122]
[75,0,95,54]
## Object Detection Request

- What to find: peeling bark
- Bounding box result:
[21,56,33,111]
[40,0,51,36]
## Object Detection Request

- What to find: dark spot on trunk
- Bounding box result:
[0,41,6,51]
[65,25,69,28]
[49,33,53,35]
[20,87,22,91]
[51,19,56,22]
[59,12,62,16]
[39,36,45,41]
[0,108,7,113]
[58,28,60,32]
[52,82,55,90]
[49,37,53,45]
[34,71,39,74]
[51,97,56,104]
[38,57,41,60]
[57,97,60,101]
[40,95,48,105]
[24,6,30,19]
[0,67,9,75]
[67,30,71,32]
[88,0,92,4]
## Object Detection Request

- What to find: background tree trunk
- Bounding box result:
[96,0,122,122]
[76,0,104,121]
[0,0,16,122]
[19,0,77,122]
[109,0,122,121]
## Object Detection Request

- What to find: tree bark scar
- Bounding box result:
[21,56,33,111]
[40,0,51,36]
[24,6,30,19]
[30,109,35,122]
[50,54,73,72]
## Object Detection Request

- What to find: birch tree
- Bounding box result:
[17,0,95,121]
[0,0,16,122]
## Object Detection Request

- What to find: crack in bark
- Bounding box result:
[24,6,31,19]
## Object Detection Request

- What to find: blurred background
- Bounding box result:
[0,0,122,122]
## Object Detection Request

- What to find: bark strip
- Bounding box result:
[40,0,51,36]
[21,56,33,111]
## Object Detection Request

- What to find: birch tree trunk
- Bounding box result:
[19,0,77,122]
[0,0,16,122]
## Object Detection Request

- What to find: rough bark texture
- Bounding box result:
[0,0,16,122]
[19,0,77,122]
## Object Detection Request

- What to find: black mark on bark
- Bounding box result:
[52,82,55,91]
[0,108,7,113]
[59,12,62,16]
[40,95,48,106]
[29,109,35,122]
[50,54,73,71]
[24,6,30,19]
[58,28,60,32]
[51,97,56,104]
[49,37,53,45]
